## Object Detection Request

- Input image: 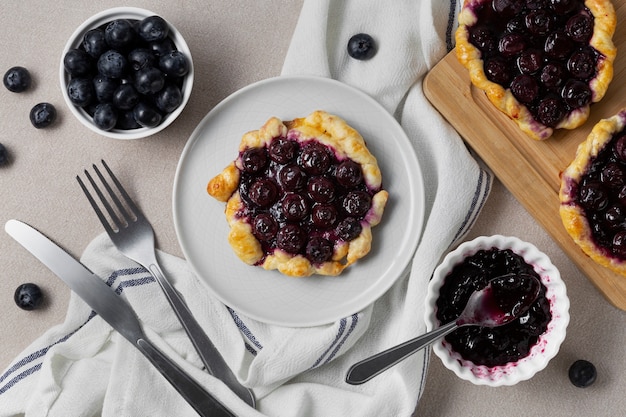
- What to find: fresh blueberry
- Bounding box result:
[306,237,334,264]
[347,33,377,60]
[0,143,9,166]
[133,101,162,127]
[133,67,165,94]
[3,66,32,92]
[93,103,118,131]
[138,16,169,42]
[113,83,140,110]
[155,83,182,113]
[128,48,156,71]
[104,19,136,49]
[14,283,44,310]
[63,49,94,77]
[241,148,268,173]
[569,359,597,388]
[116,110,141,130]
[82,28,108,58]
[159,50,189,77]
[149,38,175,57]
[67,78,95,107]
[93,73,118,103]
[30,103,57,128]
[97,50,128,79]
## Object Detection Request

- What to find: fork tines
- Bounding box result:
[77,160,138,234]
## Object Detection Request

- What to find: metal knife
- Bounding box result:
[5,219,237,417]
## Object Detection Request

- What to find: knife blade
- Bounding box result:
[5,219,237,417]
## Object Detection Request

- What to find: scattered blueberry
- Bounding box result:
[0,143,9,166]
[14,283,44,310]
[30,103,57,129]
[347,33,377,60]
[569,359,597,388]
[3,66,32,92]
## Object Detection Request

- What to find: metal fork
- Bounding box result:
[77,160,255,408]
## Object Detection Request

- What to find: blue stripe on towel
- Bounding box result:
[228,307,263,355]
[446,0,458,51]
[451,168,493,244]
[310,313,359,369]
[0,267,152,396]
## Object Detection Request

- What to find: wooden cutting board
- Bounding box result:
[423,0,626,311]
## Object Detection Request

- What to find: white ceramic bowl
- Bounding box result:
[59,7,194,140]
[424,235,570,386]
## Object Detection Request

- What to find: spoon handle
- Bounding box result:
[345,321,458,385]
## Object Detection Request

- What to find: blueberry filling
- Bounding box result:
[572,131,626,259]
[237,136,377,266]
[468,0,601,128]
[436,248,551,367]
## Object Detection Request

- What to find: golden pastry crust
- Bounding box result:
[207,111,389,277]
[456,0,617,140]
[560,109,626,276]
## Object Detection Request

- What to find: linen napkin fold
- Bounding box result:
[0,0,492,416]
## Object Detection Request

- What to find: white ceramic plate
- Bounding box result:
[173,75,425,327]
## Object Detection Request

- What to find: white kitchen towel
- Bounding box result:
[0,0,492,416]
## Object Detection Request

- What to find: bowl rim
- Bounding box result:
[59,6,194,140]
[424,234,570,386]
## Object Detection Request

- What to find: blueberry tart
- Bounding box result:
[456,0,617,140]
[560,110,626,276]
[207,111,389,277]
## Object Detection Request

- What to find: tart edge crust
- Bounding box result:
[455,0,617,141]
[559,109,626,276]
[207,110,389,277]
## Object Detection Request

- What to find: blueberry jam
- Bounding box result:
[436,248,551,367]
[572,130,626,259]
[236,136,377,266]
[468,0,601,128]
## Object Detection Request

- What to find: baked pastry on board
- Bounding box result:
[207,111,388,277]
[560,109,626,277]
[456,0,617,140]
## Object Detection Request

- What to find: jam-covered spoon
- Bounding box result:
[345,273,541,385]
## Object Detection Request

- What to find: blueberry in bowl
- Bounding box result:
[59,7,194,140]
[455,0,617,140]
[424,235,569,386]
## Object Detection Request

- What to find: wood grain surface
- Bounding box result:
[423,0,626,310]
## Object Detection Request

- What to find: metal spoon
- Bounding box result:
[345,273,541,385]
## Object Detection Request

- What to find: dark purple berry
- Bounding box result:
[298,142,332,175]
[485,57,512,85]
[241,148,268,173]
[3,66,31,92]
[613,232,626,258]
[469,26,497,54]
[0,143,9,166]
[281,193,309,221]
[337,217,362,241]
[155,83,183,113]
[568,359,597,388]
[510,74,539,104]
[613,136,626,161]
[537,97,565,127]
[133,67,165,94]
[93,103,117,131]
[498,32,526,57]
[252,213,278,241]
[341,191,372,216]
[269,137,299,163]
[276,224,305,253]
[578,181,608,211]
[551,0,577,14]
[566,13,594,43]
[97,50,128,79]
[104,19,136,49]
[600,162,625,188]
[311,203,338,228]
[336,160,363,187]
[248,178,278,207]
[306,237,334,264]
[492,0,524,17]
[540,62,567,90]
[517,49,543,74]
[64,49,94,77]
[159,50,190,77]
[525,10,553,36]
[82,28,108,58]
[545,31,574,59]
[568,48,596,80]
[278,164,307,191]
[29,103,57,129]
[307,176,336,202]
[561,79,592,108]
[138,16,169,43]
[347,33,377,60]
[14,283,44,310]
[132,101,162,127]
